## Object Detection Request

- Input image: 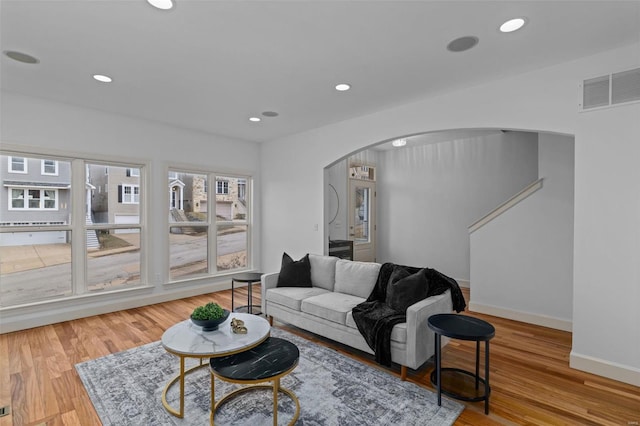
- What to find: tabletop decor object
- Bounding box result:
[190,302,230,331]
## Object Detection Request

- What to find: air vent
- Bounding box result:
[580,67,640,111]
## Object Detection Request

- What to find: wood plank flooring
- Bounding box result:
[1,287,638,426]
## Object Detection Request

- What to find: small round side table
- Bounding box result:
[428,313,495,414]
[231,272,263,315]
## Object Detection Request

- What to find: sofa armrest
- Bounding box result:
[404,290,453,369]
[261,272,279,316]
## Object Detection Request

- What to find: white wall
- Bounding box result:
[469,133,575,331]
[261,43,640,385]
[572,103,640,385]
[0,92,261,331]
[377,131,537,280]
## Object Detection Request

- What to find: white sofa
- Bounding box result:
[261,254,453,380]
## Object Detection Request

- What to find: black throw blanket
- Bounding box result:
[352,263,466,367]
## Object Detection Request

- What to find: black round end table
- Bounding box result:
[428,313,495,414]
[231,272,263,315]
[209,337,300,425]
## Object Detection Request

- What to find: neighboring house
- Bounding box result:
[0,155,71,246]
[88,164,140,231]
[170,173,246,221]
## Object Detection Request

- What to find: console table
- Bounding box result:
[428,313,495,414]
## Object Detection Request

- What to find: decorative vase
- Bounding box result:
[190,309,230,331]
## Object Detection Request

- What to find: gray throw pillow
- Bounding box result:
[385,267,429,312]
[277,252,312,288]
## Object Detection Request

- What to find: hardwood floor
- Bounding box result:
[1,287,638,425]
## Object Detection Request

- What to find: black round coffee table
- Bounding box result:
[231,272,263,314]
[209,337,300,425]
[428,313,495,414]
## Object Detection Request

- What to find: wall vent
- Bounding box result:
[580,67,640,111]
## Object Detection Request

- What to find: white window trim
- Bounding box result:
[121,184,140,204]
[41,159,59,176]
[8,156,27,174]
[216,180,229,195]
[127,168,140,177]
[8,187,59,211]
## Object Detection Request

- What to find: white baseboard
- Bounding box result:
[455,278,470,288]
[570,351,640,387]
[468,301,572,332]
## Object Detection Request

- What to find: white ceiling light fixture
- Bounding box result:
[92,74,113,83]
[249,117,261,122]
[392,138,407,147]
[500,18,527,33]
[147,0,174,10]
[335,83,351,92]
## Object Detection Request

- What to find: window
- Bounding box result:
[120,185,140,204]
[8,188,58,210]
[1,154,145,308]
[216,180,229,194]
[8,156,27,173]
[168,170,251,281]
[126,168,140,177]
[41,159,58,175]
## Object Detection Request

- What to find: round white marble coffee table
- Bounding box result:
[161,312,270,418]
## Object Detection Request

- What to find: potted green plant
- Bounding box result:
[190,302,230,331]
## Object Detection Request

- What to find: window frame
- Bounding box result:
[121,184,140,204]
[1,148,149,309]
[8,187,59,210]
[167,167,252,283]
[216,180,229,195]
[41,159,59,175]
[8,156,27,173]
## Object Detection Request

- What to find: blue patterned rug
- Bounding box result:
[76,327,463,425]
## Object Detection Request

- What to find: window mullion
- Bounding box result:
[209,173,216,274]
[71,159,87,296]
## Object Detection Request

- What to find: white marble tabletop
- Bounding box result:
[161,313,270,357]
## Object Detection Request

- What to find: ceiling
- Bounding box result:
[2,1,639,143]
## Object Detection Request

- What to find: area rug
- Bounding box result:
[76,327,463,425]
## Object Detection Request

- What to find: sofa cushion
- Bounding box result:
[277,252,312,288]
[266,287,330,311]
[301,292,365,325]
[345,312,407,343]
[334,259,381,299]
[385,267,429,312]
[308,254,338,291]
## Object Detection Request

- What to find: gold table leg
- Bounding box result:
[209,380,300,426]
[162,356,210,418]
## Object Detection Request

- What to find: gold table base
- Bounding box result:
[210,377,300,426]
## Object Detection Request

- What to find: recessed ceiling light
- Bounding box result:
[392,139,407,147]
[4,50,39,64]
[147,0,174,10]
[335,83,351,92]
[262,111,279,117]
[249,117,261,122]
[93,74,113,83]
[446,36,479,53]
[500,18,527,33]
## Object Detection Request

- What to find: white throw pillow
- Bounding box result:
[334,259,381,299]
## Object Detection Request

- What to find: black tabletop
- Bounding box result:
[210,337,299,381]
[231,272,263,282]
[428,314,495,341]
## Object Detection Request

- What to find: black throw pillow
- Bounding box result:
[385,266,429,312]
[276,252,312,288]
